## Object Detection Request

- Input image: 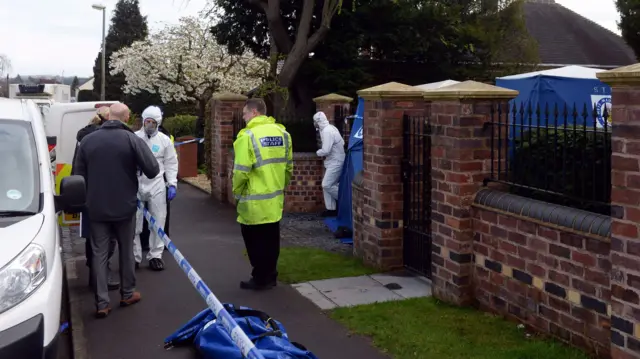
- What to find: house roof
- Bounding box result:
[78,77,94,91]
[523,0,636,68]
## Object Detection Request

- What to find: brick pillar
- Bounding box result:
[210,92,247,202]
[353,82,425,269]
[313,93,353,125]
[313,93,353,142]
[598,64,640,359]
[424,81,517,305]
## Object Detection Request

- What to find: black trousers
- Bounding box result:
[241,221,280,284]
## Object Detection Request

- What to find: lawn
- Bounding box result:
[330,297,591,359]
[276,246,377,284]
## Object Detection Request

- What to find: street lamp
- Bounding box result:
[92,3,106,101]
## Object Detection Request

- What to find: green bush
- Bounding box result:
[509,126,611,214]
[162,115,197,138]
[127,112,140,130]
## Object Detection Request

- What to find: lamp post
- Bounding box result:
[92,4,106,101]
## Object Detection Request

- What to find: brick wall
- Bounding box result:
[472,189,611,357]
[226,151,325,213]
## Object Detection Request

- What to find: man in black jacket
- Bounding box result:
[71,108,119,291]
[73,103,160,318]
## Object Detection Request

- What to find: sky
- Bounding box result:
[0,0,623,78]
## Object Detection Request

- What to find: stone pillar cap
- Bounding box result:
[422,80,518,100]
[212,92,248,101]
[357,82,425,99]
[597,63,640,85]
[313,93,353,103]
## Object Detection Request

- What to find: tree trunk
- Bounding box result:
[197,99,206,119]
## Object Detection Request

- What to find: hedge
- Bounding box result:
[162,115,197,138]
[508,126,611,215]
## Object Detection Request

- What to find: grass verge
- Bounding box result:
[277,247,377,284]
[330,297,591,359]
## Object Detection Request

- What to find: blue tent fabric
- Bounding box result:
[495,74,611,129]
[496,70,611,159]
[333,97,364,235]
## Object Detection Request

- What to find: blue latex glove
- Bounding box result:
[167,186,177,201]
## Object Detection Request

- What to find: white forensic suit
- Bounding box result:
[313,111,345,212]
[133,106,179,268]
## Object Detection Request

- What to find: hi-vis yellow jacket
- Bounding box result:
[232,115,293,225]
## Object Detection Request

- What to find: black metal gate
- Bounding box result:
[401,113,432,277]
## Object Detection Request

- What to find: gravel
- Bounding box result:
[280,213,353,255]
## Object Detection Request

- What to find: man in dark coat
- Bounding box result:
[73,103,160,318]
[71,108,119,290]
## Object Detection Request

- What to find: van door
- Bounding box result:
[55,110,96,226]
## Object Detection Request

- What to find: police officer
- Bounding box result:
[232,98,293,290]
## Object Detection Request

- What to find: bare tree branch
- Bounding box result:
[293,0,314,48]
[264,0,293,53]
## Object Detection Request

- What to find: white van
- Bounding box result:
[0,98,86,358]
[45,101,118,226]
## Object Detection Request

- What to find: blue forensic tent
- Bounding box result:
[495,65,611,128]
[323,97,364,244]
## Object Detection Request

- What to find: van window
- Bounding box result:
[0,120,40,214]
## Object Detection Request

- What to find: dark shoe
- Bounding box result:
[120,291,142,307]
[95,307,111,319]
[135,262,140,270]
[107,274,120,291]
[149,258,165,271]
[321,210,337,217]
[240,279,276,290]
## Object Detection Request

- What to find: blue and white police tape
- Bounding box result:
[173,138,204,147]
[136,200,265,359]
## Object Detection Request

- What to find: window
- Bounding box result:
[0,120,40,213]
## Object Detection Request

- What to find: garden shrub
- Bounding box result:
[163,115,197,138]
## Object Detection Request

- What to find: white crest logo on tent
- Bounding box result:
[590,95,612,128]
[353,126,363,139]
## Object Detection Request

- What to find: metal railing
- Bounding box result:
[485,102,611,215]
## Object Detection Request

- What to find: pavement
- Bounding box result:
[293,273,432,310]
[65,183,390,359]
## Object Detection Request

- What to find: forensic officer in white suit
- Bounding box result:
[133,106,179,271]
[313,111,345,217]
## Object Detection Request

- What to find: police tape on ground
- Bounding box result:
[136,201,266,359]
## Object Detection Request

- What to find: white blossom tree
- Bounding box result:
[0,54,11,78]
[110,15,268,117]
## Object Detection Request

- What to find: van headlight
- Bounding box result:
[0,244,47,314]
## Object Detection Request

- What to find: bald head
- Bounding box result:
[109,103,130,123]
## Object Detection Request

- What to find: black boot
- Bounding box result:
[107,272,120,291]
[149,258,165,271]
[240,278,276,290]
